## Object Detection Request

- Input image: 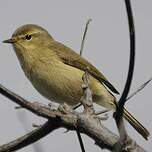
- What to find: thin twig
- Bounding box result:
[0,121,59,152]
[72,19,92,111]
[76,131,86,152]
[73,103,82,110]
[114,0,135,151]
[73,19,92,110]
[80,19,92,56]
[16,111,45,152]
[75,18,92,152]
[117,0,135,123]
[126,77,152,101]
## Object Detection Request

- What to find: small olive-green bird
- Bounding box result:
[3,24,149,140]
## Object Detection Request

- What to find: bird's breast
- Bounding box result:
[29,59,85,105]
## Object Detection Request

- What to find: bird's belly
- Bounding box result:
[28,61,115,108]
[29,61,85,105]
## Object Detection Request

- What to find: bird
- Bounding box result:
[3,24,149,140]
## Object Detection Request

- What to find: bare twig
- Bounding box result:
[75,18,92,152]
[126,77,152,101]
[114,0,135,151]
[116,0,135,125]
[0,121,59,152]
[16,111,45,152]
[73,19,92,111]
[80,19,92,56]
[76,130,86,152]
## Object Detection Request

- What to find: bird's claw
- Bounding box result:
[58,103,72,114]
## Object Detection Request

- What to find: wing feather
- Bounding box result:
[49,41,119,94]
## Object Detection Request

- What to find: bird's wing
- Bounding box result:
[49,41,119,94]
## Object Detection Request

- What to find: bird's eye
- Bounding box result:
[25,34,32,40]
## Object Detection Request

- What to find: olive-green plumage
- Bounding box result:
[3,24,149,140]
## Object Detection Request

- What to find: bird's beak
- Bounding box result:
[2,38,17,44]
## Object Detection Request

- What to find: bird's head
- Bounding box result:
[3,24,54,52]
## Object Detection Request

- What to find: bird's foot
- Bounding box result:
[58,103,73,114]
[48,103,57,110]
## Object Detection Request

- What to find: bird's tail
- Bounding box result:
[123,108,150,140]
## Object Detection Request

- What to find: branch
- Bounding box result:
[0,83,146,152]
[0,121,59,152]
[16,110,45,152]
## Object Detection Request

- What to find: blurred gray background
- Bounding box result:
[0,0,151,152]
